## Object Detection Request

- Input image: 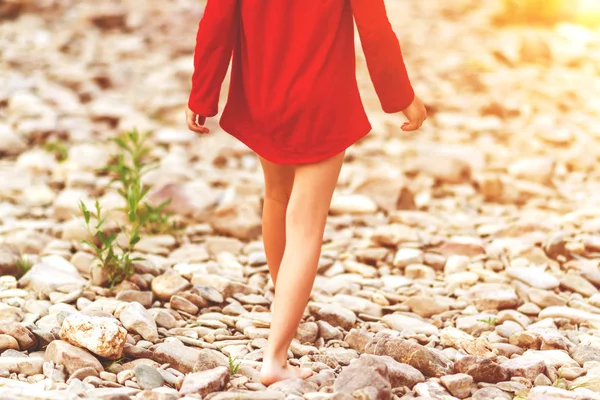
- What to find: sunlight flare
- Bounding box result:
[575,0,600,24]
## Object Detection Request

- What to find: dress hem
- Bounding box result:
[219,120,373,165]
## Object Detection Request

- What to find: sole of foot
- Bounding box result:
[259,362,313,386]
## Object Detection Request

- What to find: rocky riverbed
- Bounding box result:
[2,0,600,399]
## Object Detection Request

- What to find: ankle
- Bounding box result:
[262,350,288,367]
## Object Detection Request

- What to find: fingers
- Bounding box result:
[401,121,419,132]
[401,117,426,132]
[186,111,210,134]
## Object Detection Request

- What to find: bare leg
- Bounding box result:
[260,152,345,386]
[258,156,295,293]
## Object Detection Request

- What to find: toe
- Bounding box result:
[301,368,313,379]
[292,366,313,380]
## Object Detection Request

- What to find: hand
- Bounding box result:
[186,107,209,134]
[401,95,427,132]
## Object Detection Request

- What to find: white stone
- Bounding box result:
[330,194,378,215]
[59,313,127,359]
[382,314,439,335]
[506,267,560,289]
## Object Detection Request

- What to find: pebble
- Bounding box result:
[440,373,473,399]
[381,314,439,335]
[0,3,599,399]
[454,355,508,383]
[59,313,127,359]
[151,270,191,301]
[179,366,230,396]
[133,364,165,390]
[45,340,103,375]
[333,355,391,398]
[315,304,356,331]
[506,266,560,289]
[468,284,520,310]
[118,302,159,342]
[0,322,37,350]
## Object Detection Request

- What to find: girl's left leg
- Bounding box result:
[260,152,345,385]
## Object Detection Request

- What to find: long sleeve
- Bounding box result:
[188,0,239,117]
[350,0,414,113]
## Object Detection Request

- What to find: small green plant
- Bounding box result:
[477,317,498,326]
[228,355,241,375]
[80,129,178,287]
[554,370,565,388]
[139,201,179,235]
[80,200,141,288]
[15,256,32,279]
[103,129,178,235]
[514,390,529,400]
[567,377,600,391]
[103,356,126,370]
[43,141,68,162]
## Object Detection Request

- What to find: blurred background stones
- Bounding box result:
[1,0,600,399]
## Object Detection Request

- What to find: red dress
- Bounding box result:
[189,0,414,165]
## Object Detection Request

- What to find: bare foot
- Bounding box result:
[259,360,313,386]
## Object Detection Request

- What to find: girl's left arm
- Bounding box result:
[188,0,239,118]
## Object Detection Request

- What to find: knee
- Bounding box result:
[264,185,292,206]
[286,198,327,234]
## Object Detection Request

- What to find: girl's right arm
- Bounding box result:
[350,0,426,130]
[187,0,239,133]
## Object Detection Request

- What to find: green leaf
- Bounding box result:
[79,201,91,224]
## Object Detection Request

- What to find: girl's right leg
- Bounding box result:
[258,156,295,293]
[260,152,345,386]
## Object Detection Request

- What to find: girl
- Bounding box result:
[186,0,426,385]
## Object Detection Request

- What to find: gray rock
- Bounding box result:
[268,378,319,396]
[345,329,375,353]
[148,309,178,330]
[150,341,202,374]
[332,294,382,318]
[0,354,43,375]
[194,285,225,304]
[571,345,600,365]
[133,364,165,390]
[151,270,191,302]
[414,381,453,398]
[365,336,453,377]
[0,244,21,276]
[381,314,439,335]
[19,255,86,296]
[68,366,100,382]
[502,355,546,381]
[209,391,285,400]
[333,355,391,400]
[295,322,319,343]
[0,322,37,350]
[118,302,159,342]
[0,334,19,351]
[193,348,229,372]
[468,284,520,310]
[179,366,230,396]
[440,373,473,399]
[472,386,511,400]
[45,340,103,375]
[506,267,560,289]
[0,123,27,156]
[315,304,356,331]
[83,387,141,399]
[116,290,154,308]
[377,356,424,389]
[454,355,508,383]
